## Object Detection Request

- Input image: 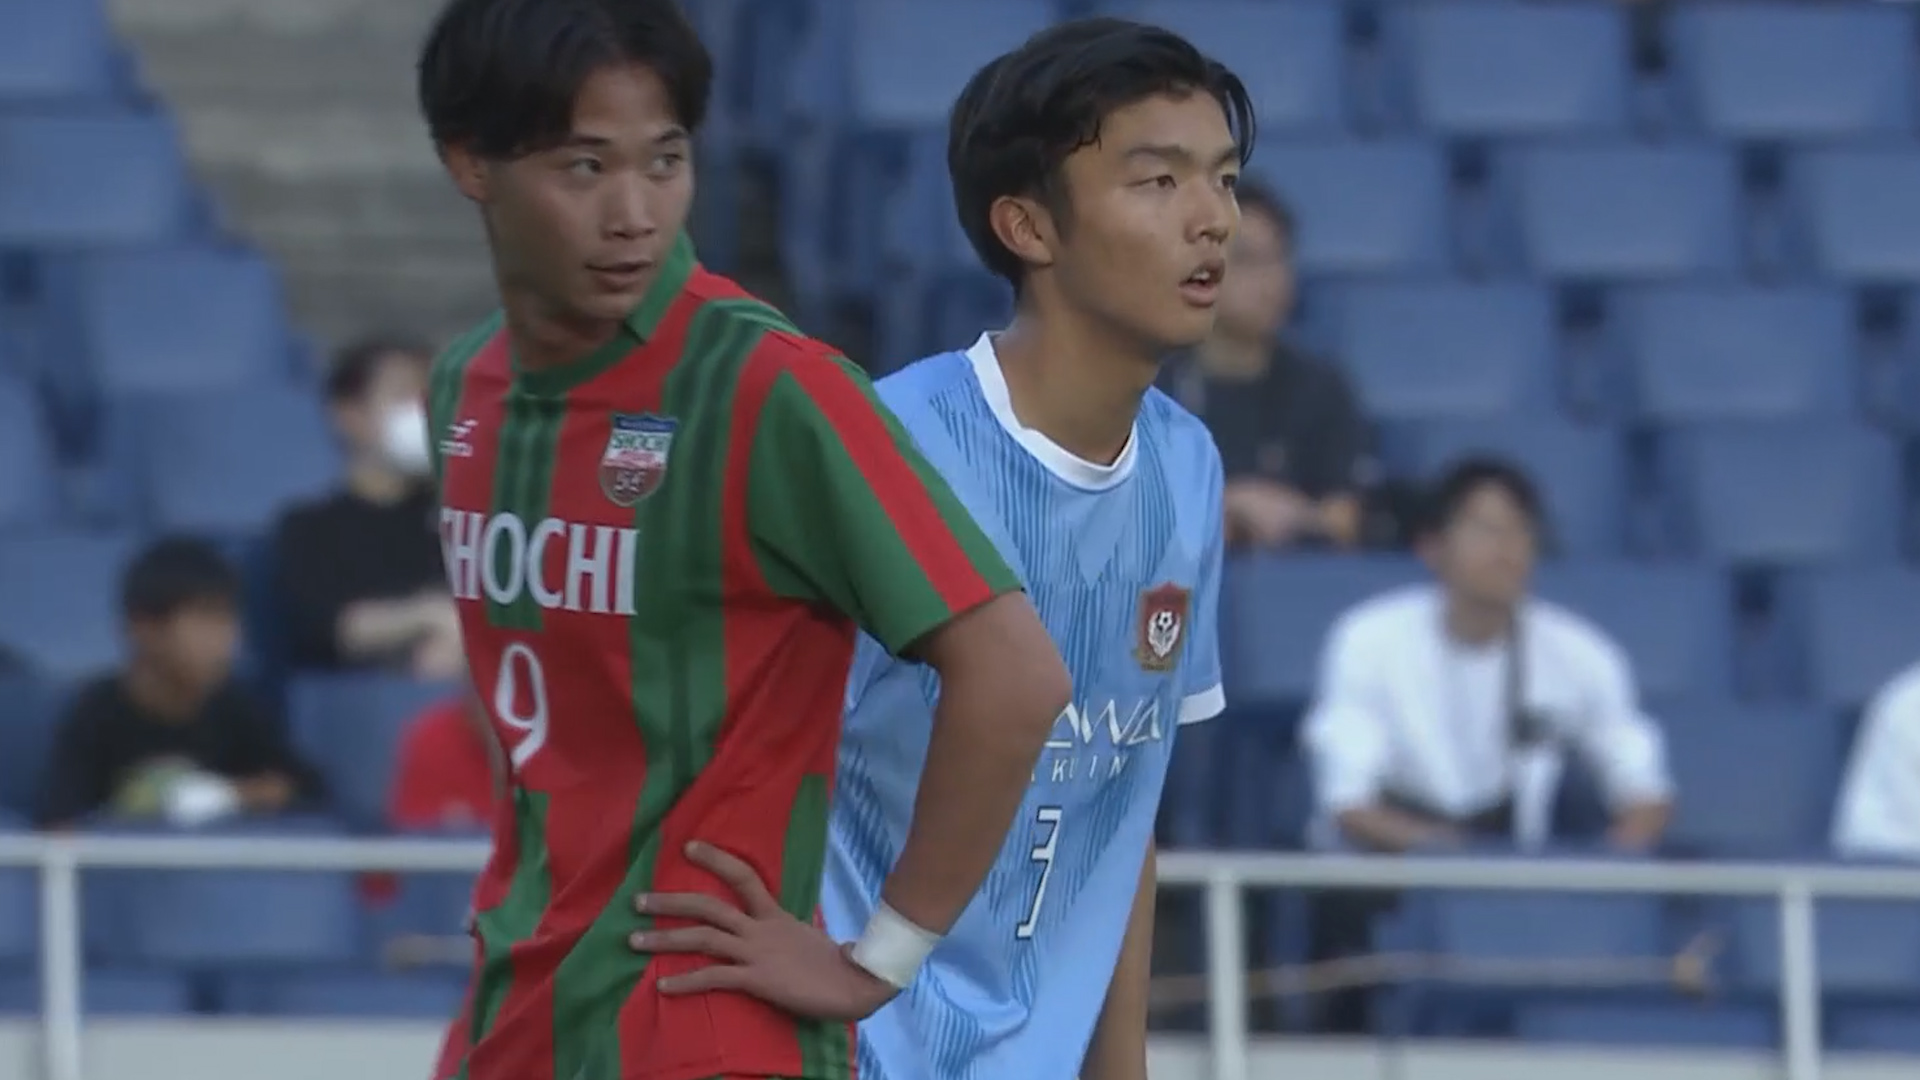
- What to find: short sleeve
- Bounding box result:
[746,351,1022,656]
[1301,614,1394,815]
[1833,673,1920,857]
[1570,635,1672,807]
[1178,454,1226,725]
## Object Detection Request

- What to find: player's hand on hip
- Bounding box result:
[629,840,898,1022]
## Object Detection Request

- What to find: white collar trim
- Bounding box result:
[964,332,1138,491]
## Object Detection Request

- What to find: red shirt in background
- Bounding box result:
[390,696,498,829]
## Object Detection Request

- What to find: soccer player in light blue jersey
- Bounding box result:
[625,15,1253,1080]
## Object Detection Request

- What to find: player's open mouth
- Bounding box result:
[1180,261,1224,306]
[589,261,653,289]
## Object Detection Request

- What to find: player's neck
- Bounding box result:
[501,290,624,373]
[1444,594,1514,647]
[993,311,1157,467]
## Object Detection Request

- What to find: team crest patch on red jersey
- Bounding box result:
[600,412,677,507]
[1134,583,1191,672]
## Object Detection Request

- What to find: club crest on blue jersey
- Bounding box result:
[600,412,676,507]
[1134,582,1190,672]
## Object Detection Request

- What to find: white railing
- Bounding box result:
[4,837,1920,1080]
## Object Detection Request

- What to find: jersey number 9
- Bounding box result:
[491,642,550,771]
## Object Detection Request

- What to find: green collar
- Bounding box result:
[511,231,699,395]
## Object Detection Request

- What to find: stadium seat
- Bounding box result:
[1402,419,1627,558]
[0,970,193,1016]
[1661,704,1841,856]
[111,386,340,535]
[1614,286,1854,422]
[1671,3,1913,141]
[0,0,120,105]
[288,674,464,831]
[0,532,137,678]
[1514,1002,1776,1049]
[0,673,59,817]
[1795,566,1920,709]
[1100,1,1346,133]
[0,112,193,248]
[1531,563,1733,704]
[1394,1,1630,137]
[1223,554,1426,706]
[1658,422,1899,564]
[1729,897,1920,999]
[1508,144,1740,280]
[0,813,35,965]
[844,0,1054,130]
[1248,142,1450,276]
[1831,1005,1920,1053]
[1333,282,1555,420]
[0,375,56,531]
[72,246,291,397]
[105,819,361,967]
[224,971,467,1018]
[1792,148,1920,285]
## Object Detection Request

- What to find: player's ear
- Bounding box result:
[989,194,1056,273]
[439,142,491,204]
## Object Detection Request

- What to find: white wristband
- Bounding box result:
[849,902,941,990]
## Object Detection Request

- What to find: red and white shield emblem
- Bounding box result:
[1133,582,1191,672]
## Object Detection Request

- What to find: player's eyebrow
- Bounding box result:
[1123,143,1243,170]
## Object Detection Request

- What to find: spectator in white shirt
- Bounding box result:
[1303,458,1674,854]
[1832,661,1920,860]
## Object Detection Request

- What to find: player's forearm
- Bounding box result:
[336,594,446,656]
[883,596,1069,934]
[1082,841,1156,1080]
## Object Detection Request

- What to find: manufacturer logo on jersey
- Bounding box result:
[600,413,676,507]
[1133,583,1190,672]
[441,418,477,460]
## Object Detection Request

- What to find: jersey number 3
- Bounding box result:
[1015,806,1063,940]
[491,642,550,770]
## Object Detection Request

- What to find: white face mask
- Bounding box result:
[380,401,432,476]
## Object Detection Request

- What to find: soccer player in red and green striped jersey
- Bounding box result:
[414,3,1073,1080]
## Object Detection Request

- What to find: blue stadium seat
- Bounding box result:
[1796,566,1920,709]
[73,246,290,397]
[0,673,59,817]
[1394,1,1630,137]
[1831,1005,1920,1053]
[1101,1,1345,133]
[289,674,463,831]
[1514,1002,1776,1049]
[1793,148,1920,285]
[0,375,56,531]
[845,0,1053,130]
[0,532,136,678]
[1659,422,1899,564]
[1223,554,1426,706]
[105,819,361,967]
[1532,563,1733,705]
[1248,142,1449,276]
[113,386,340,535]
[0,113,193,248]
[1662,704,1840,856]
[1615,286,1854,422]
[1509,144,1739,279]
[1402,419,1627,558]
[1334,282,1554,420]
[0,812,35,965]
[0,0,120,105]
[1672,3,1913,141]
[0,970,193,1016]
[1730,898,1920,999]
[224,971,466,1018]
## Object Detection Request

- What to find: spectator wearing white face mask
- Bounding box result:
[269,336,460,677]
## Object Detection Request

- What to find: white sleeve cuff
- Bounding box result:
[1178,683,1225,725]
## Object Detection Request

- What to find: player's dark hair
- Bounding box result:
[121,537,240,622]
[1234,179,1294,249]
[417,0,712,159]
[326,335,433,404]
[1422,457,1545,537]
[947,17,1257,288]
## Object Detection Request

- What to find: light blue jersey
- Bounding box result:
[821,333,1226,1080]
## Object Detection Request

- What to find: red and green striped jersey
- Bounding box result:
[425,233,1020,1080]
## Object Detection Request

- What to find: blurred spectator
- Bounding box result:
[1302,458,1673,855]
[389,685,503,831]
[1161,182,1370,551]
[37,537,326,829]
[1831,660,1920,859]
[270,336,457,676]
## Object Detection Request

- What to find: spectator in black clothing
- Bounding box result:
[271,336,459,676]
[39,538,325,829]
[1162,182,1371,550]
